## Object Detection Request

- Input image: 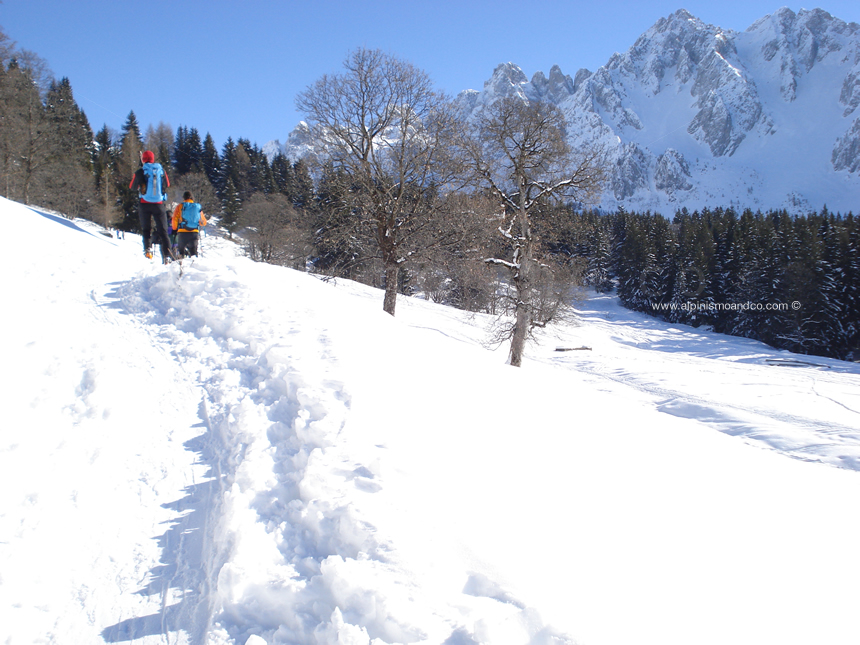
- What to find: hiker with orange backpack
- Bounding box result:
[129,150,176,262]
[171,191,207,258]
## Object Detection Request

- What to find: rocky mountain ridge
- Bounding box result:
[271,7,860,214]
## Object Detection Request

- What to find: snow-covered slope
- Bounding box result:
[274,7,860,214]
[2,195,860,645]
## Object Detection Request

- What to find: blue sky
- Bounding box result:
[2,0,859,150]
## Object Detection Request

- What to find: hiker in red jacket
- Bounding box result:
[129,150,175,262]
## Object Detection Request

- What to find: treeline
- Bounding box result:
[560,207,860,361]
[2,33,858,362]
[0,31,315,237]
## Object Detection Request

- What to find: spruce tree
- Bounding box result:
[220,176,241,238]
[173,125,190,175]
[39,77,96,216]
[2,59,50,203]
[186,127,203,173]
[584,212,614,292]
[844,214,860,358]
[290,159,314,209]
[201,133,221,190]
[218,137,239,199]
[117,111,144,227]
[44,78,93,168]
[811,214,847,356]
[93,125,121,229]
[271,153,293,196]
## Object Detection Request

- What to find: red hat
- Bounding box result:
[141,150,155,163]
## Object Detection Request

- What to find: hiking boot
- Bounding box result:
[145,249,153,259]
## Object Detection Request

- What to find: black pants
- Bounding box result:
[138,201,171,256]
[177,231,200,257]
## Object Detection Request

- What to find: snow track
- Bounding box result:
[111,258,393,643]
[571,358,860,470]
[544,294,860,471]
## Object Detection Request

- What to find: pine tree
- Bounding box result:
[201,133,221,189]
[312,161,364,276]
[93,125,122,229]
[173,125,188,174]
[271,153,293,196]
[290,159,314,209]
[39,77,96,216]
[172,125,204,176]
[844,214,860,358]
[44,78,93,168]
[811,213,848,356]
[218,137,239,199]
[220,176,241,237]
[116,111,144,227]
[613,210,652,311]
[93,125,115,189]
[584,211,614,292]
[1,59,51,203]
[186,127,203,173]
[250,143,275,194]
[707,207,739,333]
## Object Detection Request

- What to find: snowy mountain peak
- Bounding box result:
[485,62,529,92]
[529,65,576,103]
[456,5,860,212]
[747,7,860,102]
[261,138,284,160]
[272,7,860,214]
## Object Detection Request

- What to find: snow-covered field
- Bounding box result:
[2,194,859,645]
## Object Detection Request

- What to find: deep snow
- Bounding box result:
[2,195,859,645]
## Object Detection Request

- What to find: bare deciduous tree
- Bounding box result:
[171,171,218,213]
[457,96,605,366]
[144,122,174,169]
[296,47,459,316]
[239,193,312,268]
[0,27,16,66]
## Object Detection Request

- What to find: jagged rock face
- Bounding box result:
[262,122,319,161]
[611,144,649,199]
[602,10,765,157]
[752,8,860,102]
[688,35,763,155]
[527,65,575,104]
[833,117,860,172]
[276,7,860,213]
[841,71,860,117]
[655,149,693,193]
[452,63,529,120]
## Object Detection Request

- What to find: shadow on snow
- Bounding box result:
[101,399,226,644]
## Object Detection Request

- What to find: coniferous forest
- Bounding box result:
[1,33,858,363]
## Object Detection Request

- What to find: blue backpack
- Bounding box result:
[141,162,165,202]
[180,202,202,230]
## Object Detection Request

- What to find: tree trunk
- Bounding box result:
[509,262,530,367]
[509,185,532,367]
[383,261,398,316]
